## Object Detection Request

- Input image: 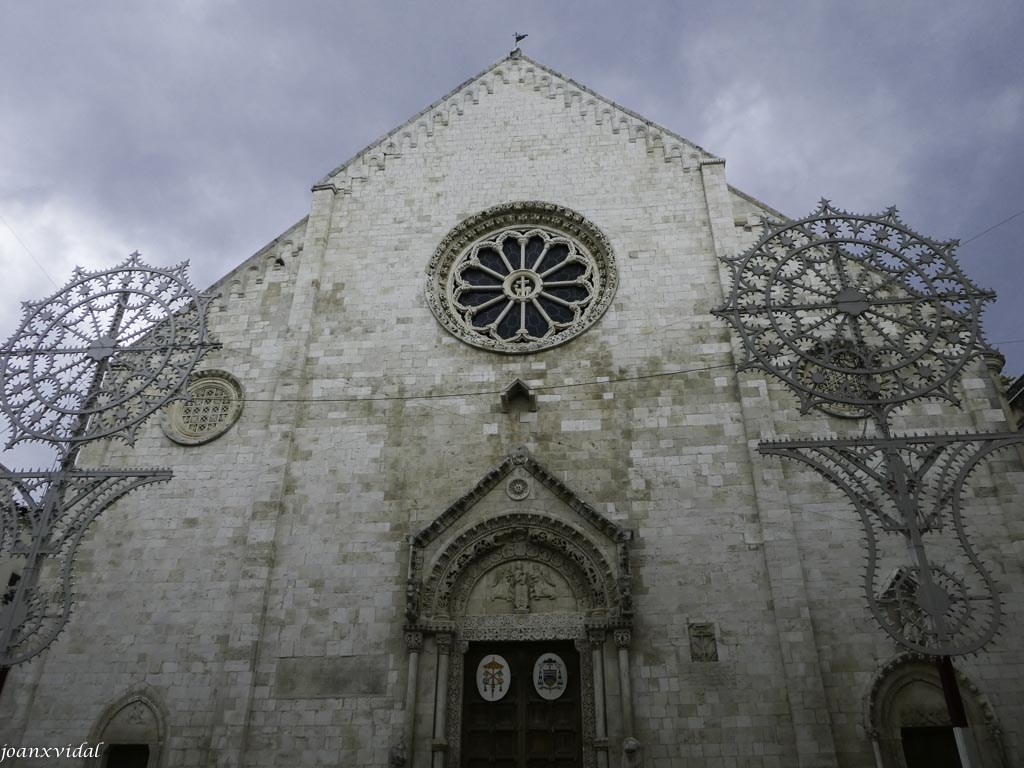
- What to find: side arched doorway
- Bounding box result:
[89,692,166,768]
[866,656,1008,768]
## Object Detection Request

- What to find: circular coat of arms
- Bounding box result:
[476,654,511,701]
[533,653,568,700]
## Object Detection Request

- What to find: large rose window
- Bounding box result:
[454,228,593,342]
[426,203,617,354]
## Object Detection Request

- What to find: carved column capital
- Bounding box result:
[587,628,607,645]
[435,632,453,654]
[613,629,631,649]
[404,631,423,653]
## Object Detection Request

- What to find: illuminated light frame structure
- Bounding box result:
[0,254,216,666]
[714,201,1022,766]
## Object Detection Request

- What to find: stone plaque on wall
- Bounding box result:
[273,656,387,699]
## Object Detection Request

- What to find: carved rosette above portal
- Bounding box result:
[506,476,530,500]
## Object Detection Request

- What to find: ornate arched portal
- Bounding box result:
[866,655,1008,768]
[401,447,634,768]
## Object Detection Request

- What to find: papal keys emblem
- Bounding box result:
[476,654,510,701]
[533,653,568,700]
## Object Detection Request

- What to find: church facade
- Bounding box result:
[2,52,1022,768]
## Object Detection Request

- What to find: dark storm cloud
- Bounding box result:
[1,1,1022,466]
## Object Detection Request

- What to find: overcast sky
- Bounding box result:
[2,1,1022,466]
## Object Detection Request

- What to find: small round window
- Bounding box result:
[426,202,617,354]
[162,370,243,445]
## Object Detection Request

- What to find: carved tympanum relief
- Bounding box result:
[465,560,574,615]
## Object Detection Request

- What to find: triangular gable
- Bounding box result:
[408,445,634,627]
[412,444,629,549]
[314,51,721,194]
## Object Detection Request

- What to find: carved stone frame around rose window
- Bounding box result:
[425,201,619,355]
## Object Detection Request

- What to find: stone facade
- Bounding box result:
[2,51,1022,768]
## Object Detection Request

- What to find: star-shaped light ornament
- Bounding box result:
[0,254,219,451]
[714,200,997,421]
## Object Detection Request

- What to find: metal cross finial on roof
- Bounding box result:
[511,32,528,58]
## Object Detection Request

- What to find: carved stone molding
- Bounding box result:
[421,513,618,621]
[579,637,597,767]
[461,613,585,642]
[866,653,1002,735]
[411,445,630,554]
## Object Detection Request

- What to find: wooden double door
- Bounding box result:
[461,641,583,768]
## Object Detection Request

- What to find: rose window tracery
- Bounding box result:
[162,370,243,445]
[426,203,617,354]
[453,229,594,343]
